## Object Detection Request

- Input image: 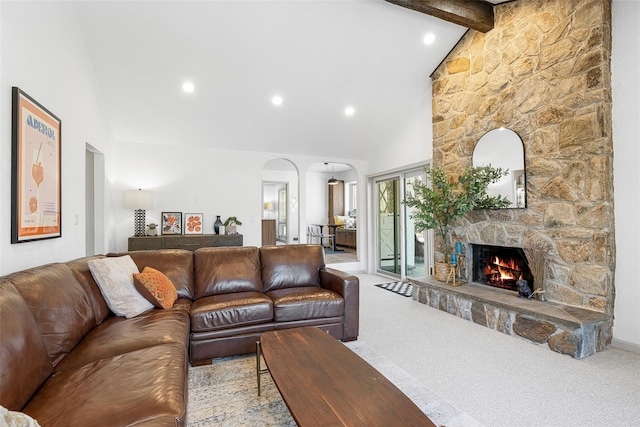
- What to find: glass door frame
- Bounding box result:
[373,164,432,280]
[375,177,401,276]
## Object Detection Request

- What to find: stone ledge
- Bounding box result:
[409,277,613,359]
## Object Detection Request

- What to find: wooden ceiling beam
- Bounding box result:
[384,0,495,33]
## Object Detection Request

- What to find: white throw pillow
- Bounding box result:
[88,255,154,318]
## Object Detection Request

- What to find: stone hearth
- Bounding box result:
[409,277,611,359]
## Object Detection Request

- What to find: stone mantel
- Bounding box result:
[410,277,612,359]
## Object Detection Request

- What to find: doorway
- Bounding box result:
[262,158,299,245]
[85,144,105,256]
[375,167,430,279]
[306,162,358,263]
[262,182,287,244]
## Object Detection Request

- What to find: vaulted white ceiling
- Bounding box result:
[72,1,469,160]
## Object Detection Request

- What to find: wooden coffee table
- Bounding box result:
[257,327,436,426]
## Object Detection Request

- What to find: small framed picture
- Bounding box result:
[184,213,203,235]
[161,212,182,235]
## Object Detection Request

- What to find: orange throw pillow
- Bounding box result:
[133,267,178,309]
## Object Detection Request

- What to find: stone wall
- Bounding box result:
[431,0,614,315]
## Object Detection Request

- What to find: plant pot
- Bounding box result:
[225,225,237,234]
[434,262,450,282]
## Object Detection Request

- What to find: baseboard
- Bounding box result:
[611,338,640,354]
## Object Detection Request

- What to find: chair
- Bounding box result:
[307,225,334,248]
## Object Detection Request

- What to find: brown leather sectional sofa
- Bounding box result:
[0,244,359,426]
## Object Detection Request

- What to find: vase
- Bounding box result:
[214,216,223,234]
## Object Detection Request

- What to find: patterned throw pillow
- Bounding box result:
[133,267,178,309]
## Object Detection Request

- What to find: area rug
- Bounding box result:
[186,340,483,427]
[375,281,413,297]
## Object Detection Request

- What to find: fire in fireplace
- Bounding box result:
[472,244,534,292]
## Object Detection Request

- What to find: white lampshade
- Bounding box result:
[125,189,154,210]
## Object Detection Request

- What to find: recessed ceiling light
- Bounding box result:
[272,95,283,106]
[182,82,195,93]
[423,33,436,45]
[345,106,355,116]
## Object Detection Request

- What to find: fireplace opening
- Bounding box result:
[472,244,534,292]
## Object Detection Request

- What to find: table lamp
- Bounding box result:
[264,202,274,219]
[125,189,154,237]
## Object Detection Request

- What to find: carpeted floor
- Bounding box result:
[187,340,482,427]
[375,281,413,297]
[359,274,640,427]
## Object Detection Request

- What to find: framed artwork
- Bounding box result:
[11,87,62,243]
[184,213,203,235]
[161,212,182,235]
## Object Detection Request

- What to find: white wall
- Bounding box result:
[612,0,640,348]
[305,171,328,226]
[114,143,263,251]
[367,81,433,175]
[113,142,368,255]
[0,2,114,274]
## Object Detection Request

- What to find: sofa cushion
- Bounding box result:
[128,249,195,299]
[67,256,111,326]
[53,308,190,373]
[0,282,52,411]
[6,264,95,366]
[261,245,324,292]
[267,287,344,322]
[194,247,262,298]
[133,267,178,309]
[23,344,187,427]
[88,255,154,318]
[190,292,273,332]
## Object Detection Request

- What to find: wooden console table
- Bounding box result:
[128,234,243,251]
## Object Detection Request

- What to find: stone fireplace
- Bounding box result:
[411,0,615,358]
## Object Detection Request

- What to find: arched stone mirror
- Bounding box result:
[472,128,526,208]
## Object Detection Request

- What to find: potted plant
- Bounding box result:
[223,216,242,234]
[404,165,510,282]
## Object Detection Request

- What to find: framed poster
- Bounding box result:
[161,212,182,235]
[184,213,203,235]
[11,87,62,243]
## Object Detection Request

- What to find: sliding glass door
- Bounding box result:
[375,167,431,279]
[404,170,427,277]
[377,178,401,274]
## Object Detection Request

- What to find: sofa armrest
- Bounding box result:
[320,268,359,341]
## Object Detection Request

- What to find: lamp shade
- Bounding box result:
[328,177,339,185]
[125,189,154,210]
[264,202,274,210]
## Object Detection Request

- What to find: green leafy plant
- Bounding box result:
[404,165,510,257]
[223,216,242,227]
